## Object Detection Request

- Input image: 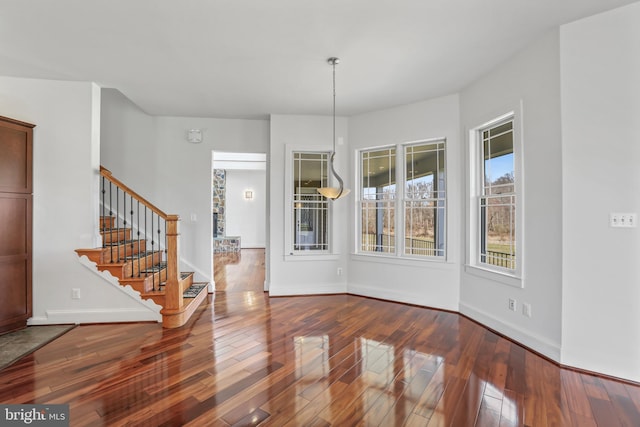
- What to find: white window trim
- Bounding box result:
[355,137,448,262]
[466,104,524,288]
[284,144,339,260]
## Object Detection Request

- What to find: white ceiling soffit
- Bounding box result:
[213,152,266,170]
[0,0,637,119]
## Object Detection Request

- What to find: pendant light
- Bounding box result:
[318,57,351,200]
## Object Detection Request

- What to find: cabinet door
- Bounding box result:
[0,115,34,334]
[0,193,32,331]
[0,118,33,194]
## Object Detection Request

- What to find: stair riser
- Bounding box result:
[120,269,168,294]
[179,274,194,294]
[104,240,147,263]
[99,216,116,229]
[101,229,132,244]
[125,251,162,278]
[100,251,163,279]
[143,294,165,307]
[74,249,104,264]
[75,240,147,264]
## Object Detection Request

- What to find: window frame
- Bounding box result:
[359,145,397,255]
[356,137,448,262]
[404,140,447,258]
[284,145,339,260]
[467,109,524,287]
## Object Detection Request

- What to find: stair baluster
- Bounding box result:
[116,186,121,264]
[122,190,127,268]
[151,212,156,291]
[144,205,148,280]
[101,176,106,237]
[137,200,141,279]
[129,194,134,278]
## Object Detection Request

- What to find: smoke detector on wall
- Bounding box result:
[187,129,203,143]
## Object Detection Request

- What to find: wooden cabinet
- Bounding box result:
[0,115,35,335]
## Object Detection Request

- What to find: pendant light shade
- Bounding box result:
[318,57,350,200]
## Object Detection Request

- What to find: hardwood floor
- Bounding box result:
[1,248,639,426]
[214,249,265,292]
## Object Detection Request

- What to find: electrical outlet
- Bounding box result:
[337,268,343,276]
[508,298,517,312]
[72,288,81,299]
[610,213,637,228]
[523,303,532,318]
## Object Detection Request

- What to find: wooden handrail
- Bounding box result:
[100,166,169,219]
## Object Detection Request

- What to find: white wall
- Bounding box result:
[225,169,266,248]
[347,95,461,310]
[153,116,269,285]
[100,88,157,198]
[459,30,564,360]
[0,76,159,325]
[268,114,350,295]
[560,2,640,382]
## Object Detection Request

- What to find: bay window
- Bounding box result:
[358,139,446,259]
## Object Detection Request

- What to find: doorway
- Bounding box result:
[212,151,267,293]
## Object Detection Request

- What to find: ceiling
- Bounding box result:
[0,0,636,119]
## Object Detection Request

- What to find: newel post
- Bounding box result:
[163,215,182,311]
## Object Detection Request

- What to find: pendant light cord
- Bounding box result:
[329,57,344,198]
[332,58,336,154]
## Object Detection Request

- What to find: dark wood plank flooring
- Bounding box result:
[1,248,639,426]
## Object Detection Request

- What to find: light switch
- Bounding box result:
[610,213,637,228]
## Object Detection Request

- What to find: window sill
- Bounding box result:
[285,253,341,262]
[351,253,454,269]
[464,264,523,288]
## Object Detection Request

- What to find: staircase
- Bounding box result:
[75,167,208,328]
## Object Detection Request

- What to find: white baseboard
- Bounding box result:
[268,282,346,296]
[347,282,457,311]
[28,307,161,325]
[459,301,561,361]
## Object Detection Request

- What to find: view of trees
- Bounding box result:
[484,172,515,245]
[405,179,440,240]
[362,178,443,254]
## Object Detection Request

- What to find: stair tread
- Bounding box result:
[123,250,161,260]
[98,256,163,267]
[141,282,208,298]
[157,271,193,288]
[103,239,144,247]
[183,283,207,298]
[140,262,167,273]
